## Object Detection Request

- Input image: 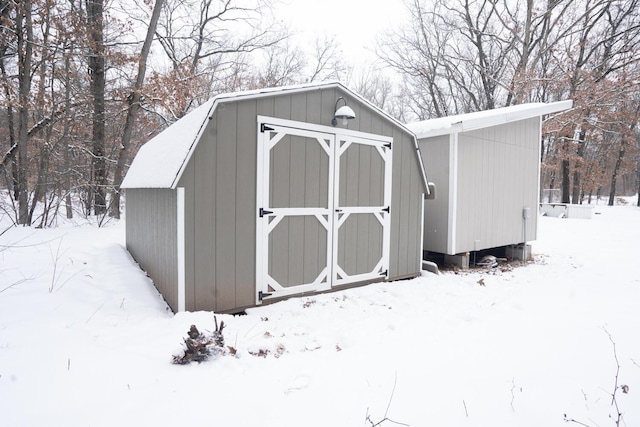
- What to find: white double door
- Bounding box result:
[256,116,392,303]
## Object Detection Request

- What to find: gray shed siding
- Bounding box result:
[171,87,425,312]
[419,134,451,254]
[420,117,540,255]
[455,117,540,252]
[125,188,179,310]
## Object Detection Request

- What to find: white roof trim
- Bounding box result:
[122,81,430,192]
[406,100,573,139]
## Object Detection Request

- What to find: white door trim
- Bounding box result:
[256,116,393,304]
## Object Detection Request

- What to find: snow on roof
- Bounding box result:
[406,100,573,139]
[121,99,215,189]
[121,81,428,190]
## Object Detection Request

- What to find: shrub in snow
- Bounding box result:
[172,316,231,364]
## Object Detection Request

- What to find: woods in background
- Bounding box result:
[380,0,640,206]
[1,0,639,227]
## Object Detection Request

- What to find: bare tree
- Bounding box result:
[85,0,107,215]
[306,35,347,83]
[152,0,286,119]
[15,0,35,225]
[110,0,165,219]
[552,0,640,203]
[381,0,640,205]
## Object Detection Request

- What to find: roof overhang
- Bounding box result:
[406,100,573,139]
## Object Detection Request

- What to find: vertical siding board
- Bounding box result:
[270,218,289,287]
[346,145,360,205]
[410,166,421,273]
[287,125,305,285]
[358,145,372,206]
[271,138,291,208]
[303,138,323,284]
[179,159,197,311]
[455,138,467,251]
[317,136,330,284]
[235,100,258,308]
[493,137,513,244]
[401,132,414,275]
[304,139,322,207]
[385,122,401,278]
[257,97,275,118]
[214,102,238,311]
[291,93,307,122]
[368,214,382,274]
[403,135,417,273]
[356,214,368,274]
[420,136,449,254]
[482,136,494,247]
[362,145,377,271]
[275,95,292,119]
[503,125,514,246]
[305,90,323,124]
[126,189,178,311]
[359,104,373,134]
[288,216,304,285]
[344,148,358,272]
[302,216,320,284]
[289,137,306,207]
[190,117,216,311]
[270,138,290,285]
[370,147,384,206]
[320,89,338,128]
[394,129,410,276]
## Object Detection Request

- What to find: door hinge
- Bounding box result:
[260,124,274,133]
[382,206,390,213]
[379,269,388,277]
[384,142,392,149]
[258,291,272,301]
[259,208,273,217]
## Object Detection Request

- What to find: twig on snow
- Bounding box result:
[0,276,35,294]
[365,372,409,427]
[604,328,627,427]
[564,329,630,427]
[563,414,592,427]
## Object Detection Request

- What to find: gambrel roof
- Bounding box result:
[122,81,429,190]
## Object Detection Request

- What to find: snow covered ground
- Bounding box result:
[1,200,639,427]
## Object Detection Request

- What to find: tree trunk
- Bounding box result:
[87,0,107,216]
[561,156,571,203]
[63,43,74,219]
[0,58,18,202]
[637,172,640,207]
[110,0,165,219]
[16,0,34,225]
[571,129,586,204]
[608,139,626,206]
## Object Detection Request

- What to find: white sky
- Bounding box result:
[275,0,407,65]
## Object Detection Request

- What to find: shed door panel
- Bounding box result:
[333,135,392,286]
[257,124,334,300]
[256,118,392,303]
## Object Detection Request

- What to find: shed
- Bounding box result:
[406,101,572,261]
[121,82,429,313]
